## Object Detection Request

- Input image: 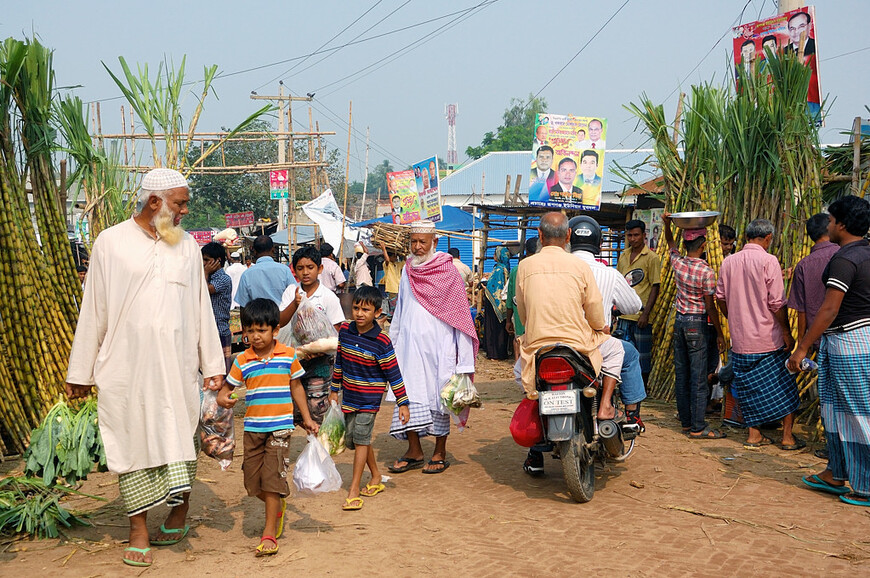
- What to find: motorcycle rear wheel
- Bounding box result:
[558,434,595,503]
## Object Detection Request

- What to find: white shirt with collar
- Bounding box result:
[572,249,642,325]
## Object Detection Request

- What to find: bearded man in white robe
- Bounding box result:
[66,168,225,567]
[387,220,478,474]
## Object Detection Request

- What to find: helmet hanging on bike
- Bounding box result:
[568,215,602,255]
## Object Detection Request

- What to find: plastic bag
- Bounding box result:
[199,389,235,470]
[440,373,480,414]
[291,293,339,346]
[317,401,346,456]
[509,398,544,447]
[292,434,342,496]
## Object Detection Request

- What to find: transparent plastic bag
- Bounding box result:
[440,373,480,414]
[291,293,339,346]
[292,434,342,496]
[199,389,235,470]
[317,400,346,456]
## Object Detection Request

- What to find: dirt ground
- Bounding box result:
[2,357,869,576]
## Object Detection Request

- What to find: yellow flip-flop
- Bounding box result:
[255,536,278,557]
[360,483,386,497]
[275,498,287,539]
[342,497,364,511]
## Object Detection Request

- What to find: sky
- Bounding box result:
[4,0,869,184]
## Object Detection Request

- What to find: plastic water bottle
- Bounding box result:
[785,358,818,375]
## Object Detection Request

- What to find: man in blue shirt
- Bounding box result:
[235,235,295,308]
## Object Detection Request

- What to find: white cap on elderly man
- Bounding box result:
[140,168,188,192]
[230,251,241,258]
[409,219,436,233]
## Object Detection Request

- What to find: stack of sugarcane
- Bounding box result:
[371,222,410,254]
[628,48,823,422]
[0,38,81,454]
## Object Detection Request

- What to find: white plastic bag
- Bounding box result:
[292,434,342,496]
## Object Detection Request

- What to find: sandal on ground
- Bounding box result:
[122,546,153,567]
[802,474,849,496]
[342,497,364,511]
[780,437,807,451]
[422,459,450,474]
[151,523,190,546]
[687,426,727,440]
[360,483,386,497]
[255,536,279,557]
[839,492,870,507]
[275,498,287,539]
[743,435,774,449]
[387,457,424,473]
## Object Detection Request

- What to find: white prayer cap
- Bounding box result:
[409,219,436,234]
[230,251,241,258]
[141,168,188,191]
[354,242,363,252]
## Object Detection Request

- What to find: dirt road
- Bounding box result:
[2,362,868,576]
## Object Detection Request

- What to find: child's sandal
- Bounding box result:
[255,536,278,557]
[342,497,364,511]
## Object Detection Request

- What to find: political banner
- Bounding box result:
[387,170,422,225]
[270,169,289,199]
[190,230,213,246]
[225,211,255,228]
[411,156,442,223]
[732,6,821,120]
[631,209,664,250]
[528,113,607,211]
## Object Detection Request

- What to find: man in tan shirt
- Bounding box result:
[516,212,625,474]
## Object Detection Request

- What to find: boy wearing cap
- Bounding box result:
[662,213,726,440]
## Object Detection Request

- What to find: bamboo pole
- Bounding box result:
[308,107,316,200]
[338,101,352,265]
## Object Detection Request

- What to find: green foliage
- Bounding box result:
[465,94,548,160]
[0,477,98,539]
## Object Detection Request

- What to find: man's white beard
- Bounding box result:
[410,246,436,267]
[152,203,184,246]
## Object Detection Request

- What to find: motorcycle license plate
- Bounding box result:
[539,390,578,415]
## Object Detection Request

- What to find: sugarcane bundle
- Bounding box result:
[371,222,410,254]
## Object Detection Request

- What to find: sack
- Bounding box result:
[317,400,346,456]
[509,398,544,447]
[290,292,339,346]
[199,389,235,470]
[292,434,342,496]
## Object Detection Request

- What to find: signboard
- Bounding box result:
[270,169,289,199]
[411,155,442,223]
[732,6,821,119]
[631,208,664,250]
[387,170,422,225]
[225,211,255,228]
[528,113,607,211]
[190,230,213,246]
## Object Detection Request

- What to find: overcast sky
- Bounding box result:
[4,0,868,182]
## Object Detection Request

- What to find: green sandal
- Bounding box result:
[123,546,152,567]
[151,523,190,546]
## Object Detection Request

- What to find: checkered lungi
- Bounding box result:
[731,349,799,427]
[819,327,870,496]
[389,401,450,439]
[616,318,653,374]
[119,459,197,517]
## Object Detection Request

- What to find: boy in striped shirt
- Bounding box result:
[328,286,409,511]
[218,298,318,556]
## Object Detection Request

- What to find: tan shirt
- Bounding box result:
[616,245,661,321]
[516,245,608,394]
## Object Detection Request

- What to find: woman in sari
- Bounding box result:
[483,246,512,360]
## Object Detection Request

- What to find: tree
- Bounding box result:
[465,94,548,160]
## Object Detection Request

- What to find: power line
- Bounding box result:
[314,0,499,96]
[532,0,631,99]
[253,1,385,92]
[822,45,870,62]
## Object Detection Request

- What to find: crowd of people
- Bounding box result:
[63,167,870,566]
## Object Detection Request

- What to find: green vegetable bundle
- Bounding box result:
[317,401,346,456]
[0,476,92,538]
[24,399,106,486]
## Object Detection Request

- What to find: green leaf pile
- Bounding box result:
[0,477,92,539]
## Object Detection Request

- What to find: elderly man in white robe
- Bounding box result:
[66,168,225,568]
[388,220,479,474]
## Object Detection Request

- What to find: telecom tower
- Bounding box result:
[445,103,458,168]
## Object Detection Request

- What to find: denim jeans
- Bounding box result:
[619,340,647,405]
[673,314,709,433]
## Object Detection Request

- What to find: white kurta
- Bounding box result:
[387,268,475,414]
[66,219,225,474]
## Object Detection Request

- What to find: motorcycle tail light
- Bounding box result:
[538,357,576,383]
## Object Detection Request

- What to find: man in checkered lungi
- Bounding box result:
[65,169,226,567]
[790,196,870,507]
[716,219,801,450]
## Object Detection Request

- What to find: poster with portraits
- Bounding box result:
[411,155,442,223]
[528,113,607,211]
[387,170,422,225]
[631,208,664,250]
[732,6,821,119]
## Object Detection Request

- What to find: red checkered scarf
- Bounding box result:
[405,251,479,360]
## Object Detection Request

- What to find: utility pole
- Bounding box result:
[250,82,312,236]
[777,0,803,13]
[359,127,370,220]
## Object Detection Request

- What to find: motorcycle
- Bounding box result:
[531,343,639,503]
